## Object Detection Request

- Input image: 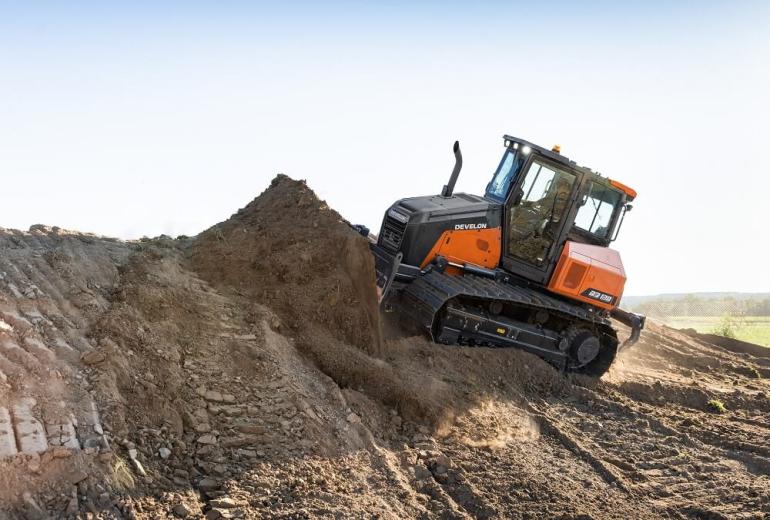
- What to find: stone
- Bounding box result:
[173,476,190,486]
[197,445,215,456]
[221,436,258,448]
[234,423,265,435]
[21,493,46,520]
[27,454,41,473]
[68,469,89,484]
[173,504,192,518]
[205,390,224,402]
[195,422,212,433]
[198,477,220,491]
[50,446,73,459]
[209,497,238,508]
[434,454,451,468]
[159,447,172,459]
[81,350,106,365]
[414,465,432,481]
[66,496,79,515]
[197,434,217,445]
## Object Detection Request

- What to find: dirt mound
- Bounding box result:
[0,227,132,515]
[189,175,463,427]
[1,177,769,518]
[191,174,382,356]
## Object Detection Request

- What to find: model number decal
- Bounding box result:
[582,288,616,304]
[454,222,488,230]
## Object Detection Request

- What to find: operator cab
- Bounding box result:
[484,136,634,284]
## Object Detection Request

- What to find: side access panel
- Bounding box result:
[419,228,502,269]
[548,241,626,310]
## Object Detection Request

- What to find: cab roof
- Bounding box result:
[503,134,636,201]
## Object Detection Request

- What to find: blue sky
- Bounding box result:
[1,1,768,295]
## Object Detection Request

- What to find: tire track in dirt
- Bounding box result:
[545,382,770,518]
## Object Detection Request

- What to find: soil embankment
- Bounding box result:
[0,178,767,519]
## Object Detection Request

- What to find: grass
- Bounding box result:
[706,399,727,414]
[657,316,770,347]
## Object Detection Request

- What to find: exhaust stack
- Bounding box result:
[441,141,462,197]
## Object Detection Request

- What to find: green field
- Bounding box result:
[657,316,770,347]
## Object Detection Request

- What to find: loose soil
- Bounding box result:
[0,177,767,519]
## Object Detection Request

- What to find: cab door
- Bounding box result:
[502,157,580,283]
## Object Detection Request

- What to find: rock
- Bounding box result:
[198,477,220,491]
[50,446,73,459]
[269,315,281,330]
[346,412,360,424]
[195,422,212,433]
[221,394,236,404]
[21,493,46,520]
[173,504,192,518]
[81,349,107,365]
[209,497,238,508]
[234,423,266,435]
[197,444,215,456]
[27,454,41,473]
[68,469,89,484]
[221,406,243,417]
[132,459,147,477]
[173,476,190,486]
[221,435,259,448]
[414,465,433,481]
[197,434,217,445]
[434,454,451,468]
[205,390,224,402]
[159,447,172,459]
[66,496,79,515]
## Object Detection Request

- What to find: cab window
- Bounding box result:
[486,148,524,200]
[506,160,576,266]
[574,182,622,238]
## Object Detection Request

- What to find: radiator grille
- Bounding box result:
[380,215,407,253]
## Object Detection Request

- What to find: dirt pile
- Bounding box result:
[190,175,460,427]
[0,226,132,515]
[0,177,768,519]
[191,174,382,355]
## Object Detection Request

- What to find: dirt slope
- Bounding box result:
[0,178,768,519]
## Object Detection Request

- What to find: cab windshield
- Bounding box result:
[574,181,622,239]
[486,148,525,201]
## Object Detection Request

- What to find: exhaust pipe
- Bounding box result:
[441,141,462,197]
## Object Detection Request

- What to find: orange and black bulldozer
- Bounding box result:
[367,135,645,376]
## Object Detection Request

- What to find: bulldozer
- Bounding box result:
[367,135,645,376]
